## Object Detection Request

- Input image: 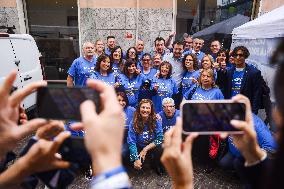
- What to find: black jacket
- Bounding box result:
[217,64,262,114]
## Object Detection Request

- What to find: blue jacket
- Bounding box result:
[217,64,262,114]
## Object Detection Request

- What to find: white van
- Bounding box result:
[0,33,44,114]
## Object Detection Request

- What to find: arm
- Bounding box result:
[251,71,262,114]
[165,32,176,48]
[66,75,74,87]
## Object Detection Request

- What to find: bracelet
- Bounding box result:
[244,150,267,167]
[92,166,126,184]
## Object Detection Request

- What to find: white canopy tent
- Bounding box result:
[231,5,284,102]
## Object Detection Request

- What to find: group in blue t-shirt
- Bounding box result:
[67,56,97,86]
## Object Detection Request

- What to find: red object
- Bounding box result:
[125,33,133,39]
[209,135,221,159]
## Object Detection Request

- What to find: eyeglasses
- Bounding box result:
[143,59,151,61]
[163,105,175,108]
[234,53,244,58]
[129,51,136,54]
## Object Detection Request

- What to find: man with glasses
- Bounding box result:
[183,36,193,54]
[158,97,180,133]
[186,38,205,67]
[217,46,262,114]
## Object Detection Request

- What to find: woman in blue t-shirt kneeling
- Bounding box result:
[127,99,164,175]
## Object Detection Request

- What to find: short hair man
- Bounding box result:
[158,97,180,133]
[67,42,96,87]
[183,36,193,53]
[151,37,169,59]
[190,38,205,67]
[135,39,145,67]
[210,40,221,61]
[163,40,184,86]
[105,36,116,56]
[217,46,263,114]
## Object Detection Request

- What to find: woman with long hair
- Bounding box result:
[127,99,164,174]
[110,46,124,77]
[89,54,116,86]
[126,47,138,64]
[117,60,145,107]
[117,91,136,158]
[181,53,199,96]
[153,61,178,113]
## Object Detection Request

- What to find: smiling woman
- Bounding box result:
[127,99,165,175]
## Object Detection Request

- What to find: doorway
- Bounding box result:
[25,0,79,80]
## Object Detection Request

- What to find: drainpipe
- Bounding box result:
[136,0,139,43]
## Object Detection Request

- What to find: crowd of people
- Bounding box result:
[0,34,283,189]
[66,34,275,177]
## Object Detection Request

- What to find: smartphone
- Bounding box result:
[59,136,91,166]
[36,86,101,120]
[182,100,246,135]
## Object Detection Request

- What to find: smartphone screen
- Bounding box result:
[36,86,100,120]
[182,102,245,134]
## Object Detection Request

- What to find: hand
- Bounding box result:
[0,71,48,157]
[213,62,220,69]
[134,159,142,170]
[35,120,65,140]
[139,148,148,161]
[189,77,198,84]
[161,118,198,189]
[228,95,265,164]
[19,131,71,174]
[75,79,125,175]
[169,32,176,38]
[136,68,141,75]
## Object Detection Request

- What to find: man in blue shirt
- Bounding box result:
[105,36,116,56]
[135,39,145,67]
[158,97,180,133]
[209,40,221,61]
[67,42,97,87]
[187,38,205,67]
[217,46,263,114]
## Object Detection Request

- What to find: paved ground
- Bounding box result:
[37,159,243,189]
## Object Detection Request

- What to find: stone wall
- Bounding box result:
[0,0,20,33]
[79,0,173,52]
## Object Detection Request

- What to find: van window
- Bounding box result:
[11,38,40,73]
[0,39,18,78]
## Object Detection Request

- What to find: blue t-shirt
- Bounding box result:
[112,61,122,78]
[117,74,146,107]
[159,110,180,133]
[67,56,97,86]
[184,85,224,100]
[231,69,245,97]
[181,70,199,96]
[89,71,116,86]
[141,68,158,81]
[124,106,136,130]
[228,113,277,157]
[152,78,178,113]
[127,120,163,161]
